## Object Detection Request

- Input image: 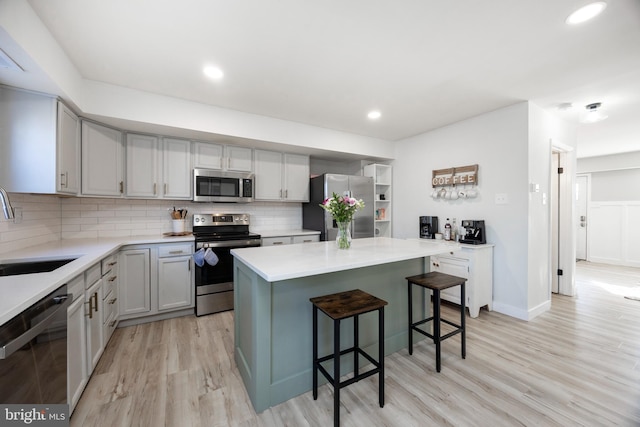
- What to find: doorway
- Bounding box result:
[576,174,590,261]
[550,142,577,296]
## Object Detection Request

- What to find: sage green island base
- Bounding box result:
[231,237,458,412]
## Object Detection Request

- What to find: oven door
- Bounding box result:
[194,239,260,316]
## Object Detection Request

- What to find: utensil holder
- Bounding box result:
[171,219,185,233]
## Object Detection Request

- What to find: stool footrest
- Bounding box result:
[316,347,382,388]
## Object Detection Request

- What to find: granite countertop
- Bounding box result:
[0,235,194,326]
[231,237,458,282]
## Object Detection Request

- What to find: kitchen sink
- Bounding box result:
[0,258,77,277]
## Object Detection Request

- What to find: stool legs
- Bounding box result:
[408,281,413,355]
[433,289,442,372]
[312,308,385,426]
[379,307,385,408]
[312,305,318,400]
[407,277,466,373]
[333,319,340,427]
[461,283,466,360]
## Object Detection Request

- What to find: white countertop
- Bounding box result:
[0,235,193,326]
[231,237,458,282]
[257,229,320,238]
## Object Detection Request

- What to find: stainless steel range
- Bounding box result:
[192,213,261,316]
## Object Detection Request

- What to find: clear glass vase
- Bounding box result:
[336,220,352,249]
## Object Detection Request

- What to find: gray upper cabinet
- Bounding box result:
[162,137,192,199]
[254,149,309,202]
[126,133,159,198]
[81,121,124,197]
[0,85,80,195]
[194,141,252,172]
[57,102,81,194]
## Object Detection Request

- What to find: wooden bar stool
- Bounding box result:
[406,271,467,372]
[310,289,387,427]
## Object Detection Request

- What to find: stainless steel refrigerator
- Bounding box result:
[302,174,374,241]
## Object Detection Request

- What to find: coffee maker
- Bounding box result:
[460,220,486,244]
[419,216,439,239]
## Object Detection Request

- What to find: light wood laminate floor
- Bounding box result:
[71,262,640,426]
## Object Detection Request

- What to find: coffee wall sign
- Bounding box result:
[432,164,478,187]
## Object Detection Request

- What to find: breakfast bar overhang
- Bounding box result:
[231,237,457,412]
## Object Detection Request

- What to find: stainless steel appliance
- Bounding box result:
[460,220,486,244]
[192,213,261,316]
[0,285,71,403]
[193,168,254,203]
[420,216,439,239]
[302,174,374,241]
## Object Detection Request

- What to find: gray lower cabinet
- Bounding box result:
[118,248,151,317]
[119,243,194,324]
[85,276,104,374]
[67,274,87,415]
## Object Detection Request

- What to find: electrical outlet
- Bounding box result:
[495,193,508,205]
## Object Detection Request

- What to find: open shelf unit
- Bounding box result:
[364,163,392,238]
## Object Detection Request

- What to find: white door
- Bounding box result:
[551,152,559,293]
[576,175,589,261]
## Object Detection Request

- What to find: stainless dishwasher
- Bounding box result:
[0,285,71,404]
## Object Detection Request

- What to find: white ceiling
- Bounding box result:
[4,0,640,158]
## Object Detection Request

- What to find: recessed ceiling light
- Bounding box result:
[367,110,381,120]
[566,2,607,25]
[203,65,224,80]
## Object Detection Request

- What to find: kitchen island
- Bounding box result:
[231,237,457,412]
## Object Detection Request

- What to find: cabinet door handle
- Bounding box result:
[108,276,117,282]
[279,189,282,198]
[169,250,184,254]
[188,259,191,272]
[164,183,167,194]
[93,292,98,312]
[285,189,288,199]
[119,181,124,194]
[108,261,118,267]
[303,239,312,243]
[86,299,93,319]
[273,241,284,245]
[109,298,117,304]
[153,183,157,195]
[109,320,117,327]
[60,172,68,188]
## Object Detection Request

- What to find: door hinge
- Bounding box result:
[558,167,564,174]
[557,269,563,276]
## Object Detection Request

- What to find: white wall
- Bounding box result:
[577,151,640,173]
[577,154,640,267]
[0,1,394,161]
[394,102,531,318]
[394,102,576,320]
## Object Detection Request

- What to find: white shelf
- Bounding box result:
[364,163,392,238]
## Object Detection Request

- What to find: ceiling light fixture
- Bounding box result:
[566,2,607,25]
[367,110,381,120]
[581,102,608,123]
[203,65,224,80]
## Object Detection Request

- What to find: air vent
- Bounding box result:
[0,48,23,71]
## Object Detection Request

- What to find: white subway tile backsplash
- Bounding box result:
[0,193,61,256]
[0,193,304,255]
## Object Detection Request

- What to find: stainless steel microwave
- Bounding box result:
[193,168,254,203]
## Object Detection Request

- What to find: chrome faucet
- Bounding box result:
[0,187,15,220]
